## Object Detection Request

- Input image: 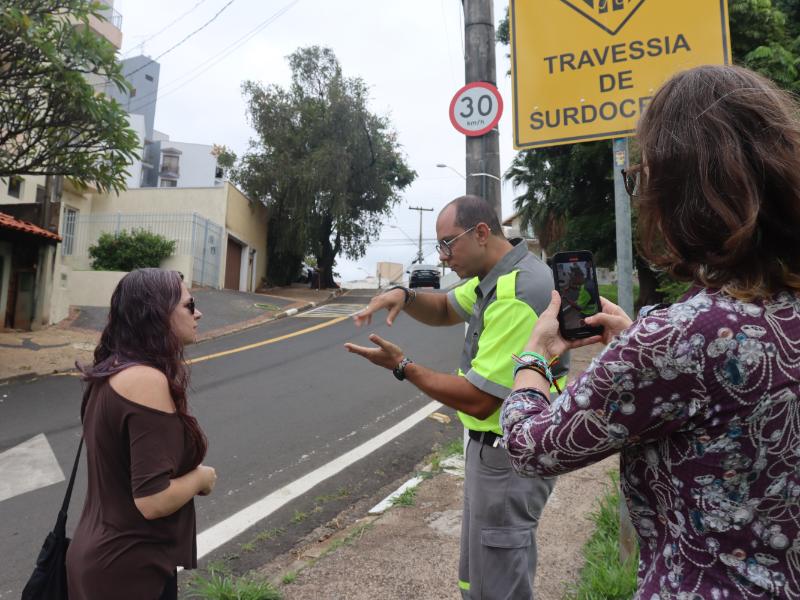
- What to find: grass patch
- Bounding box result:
[429,436,465,473]
[322,522,374,557]
[253,528,285,543]
[313,487,350,506]
[290,509,307,524]
[391,485,418,507]
[565,472,639,600]
[254,302,282,311]
[281,571,297,585]
[598,284,640,307]
[186,567,282,600]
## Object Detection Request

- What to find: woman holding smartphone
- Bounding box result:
[501,65,800,598]
[67,268,217,600]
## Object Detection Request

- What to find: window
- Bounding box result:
[7,176,23,198]
[160,179,177,187]
[145,74,154,82]
[215,165,224,179]
[62,207,78,256]
[35,185,46,203]
[160,154,180,176]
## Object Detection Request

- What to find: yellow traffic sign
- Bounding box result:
[510,0,731,149]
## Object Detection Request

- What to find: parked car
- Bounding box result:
[408,264,440,289]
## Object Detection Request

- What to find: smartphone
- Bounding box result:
[551,250,604,340]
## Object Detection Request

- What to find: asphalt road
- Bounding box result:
[0,290,465,597]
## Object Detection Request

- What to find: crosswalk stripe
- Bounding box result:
[296,303,366,318]
[0,434,65,503]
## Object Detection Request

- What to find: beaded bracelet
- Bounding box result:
[511,353,562,393]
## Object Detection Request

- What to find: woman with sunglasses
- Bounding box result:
[501,64,800,598]
[67,268,216,600]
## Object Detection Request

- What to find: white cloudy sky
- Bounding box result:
[113,0,519,282]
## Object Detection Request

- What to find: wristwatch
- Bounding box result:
[393,357,413,381]
[386,285,416,306]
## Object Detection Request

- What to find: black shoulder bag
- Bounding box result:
[21,436,83,600]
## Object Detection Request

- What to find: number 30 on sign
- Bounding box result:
[449,82,504,137]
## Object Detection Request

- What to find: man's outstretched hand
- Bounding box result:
[344,334,405,371]
[352,288,406,327]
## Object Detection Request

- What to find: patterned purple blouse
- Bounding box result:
[501,289,800,599]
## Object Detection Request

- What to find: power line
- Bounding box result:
[129,0,302,112]
[124,0,237,78]
[122,0,211,58]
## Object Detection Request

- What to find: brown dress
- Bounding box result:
[66,380,199,600]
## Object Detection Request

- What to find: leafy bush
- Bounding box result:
[89,229,176,271]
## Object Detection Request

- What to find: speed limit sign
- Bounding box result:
[449,82,503,137]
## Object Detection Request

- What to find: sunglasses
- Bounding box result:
[186,298,196,315]
[621,164,642,197]
[436,225,477,258]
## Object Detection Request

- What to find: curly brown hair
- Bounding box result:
[636,64,800,300]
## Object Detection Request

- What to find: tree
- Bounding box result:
[233,46,416,287]
[498,1,800,307]
[0,0,139,192]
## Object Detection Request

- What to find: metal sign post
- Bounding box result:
[612,138,634,318]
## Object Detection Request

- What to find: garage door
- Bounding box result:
[225,238,242,290]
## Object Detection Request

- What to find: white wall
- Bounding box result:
[68,270,127,307]
[160,140,220,188]
[125,113,146,189]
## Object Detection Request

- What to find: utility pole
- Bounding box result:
[463,0,501,219]
[408,206,433,264]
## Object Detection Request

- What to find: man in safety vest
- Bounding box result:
[345,195,569,599]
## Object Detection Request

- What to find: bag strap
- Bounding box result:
[53,436,83,536]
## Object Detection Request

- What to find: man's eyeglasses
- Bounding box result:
[186,298,196,315]
[436,225,476,257]
[621,164,641,197]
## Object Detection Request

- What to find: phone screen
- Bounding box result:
[553,253,602,337]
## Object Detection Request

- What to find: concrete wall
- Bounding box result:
[91,186,228,225]
[68,270,127,307]
[224,183,268,290]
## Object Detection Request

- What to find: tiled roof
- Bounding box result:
[0,212,62,241]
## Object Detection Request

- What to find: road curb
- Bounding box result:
[0,289,347,386]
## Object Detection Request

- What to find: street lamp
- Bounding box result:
[437,163,501,182]
[436,163,466,180]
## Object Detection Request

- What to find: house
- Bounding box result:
[0,213,61,330]
[502,212,545,259]
[0,2,268,330]
[49,182,268,324]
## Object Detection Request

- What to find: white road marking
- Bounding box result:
[295,303,366,318]
[197,400,442,559]
[0,434,65,502]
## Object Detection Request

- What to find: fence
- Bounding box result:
[63,212,222,288]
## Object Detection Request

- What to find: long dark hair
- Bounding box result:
[636,64,800,299]
[80,268,207,468]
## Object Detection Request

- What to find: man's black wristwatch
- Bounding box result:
[386,285,416,306]
[393,357,413,381]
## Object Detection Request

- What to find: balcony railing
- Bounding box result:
[96,3,123,29]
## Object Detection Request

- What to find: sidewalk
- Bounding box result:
[252,346,617,600]
[0,284,343,383]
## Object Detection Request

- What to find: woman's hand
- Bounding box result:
[524,291,633,360]
[196,464,217,496]
[583,296,633,345]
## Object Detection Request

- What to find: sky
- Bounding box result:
[113,0,519,283]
